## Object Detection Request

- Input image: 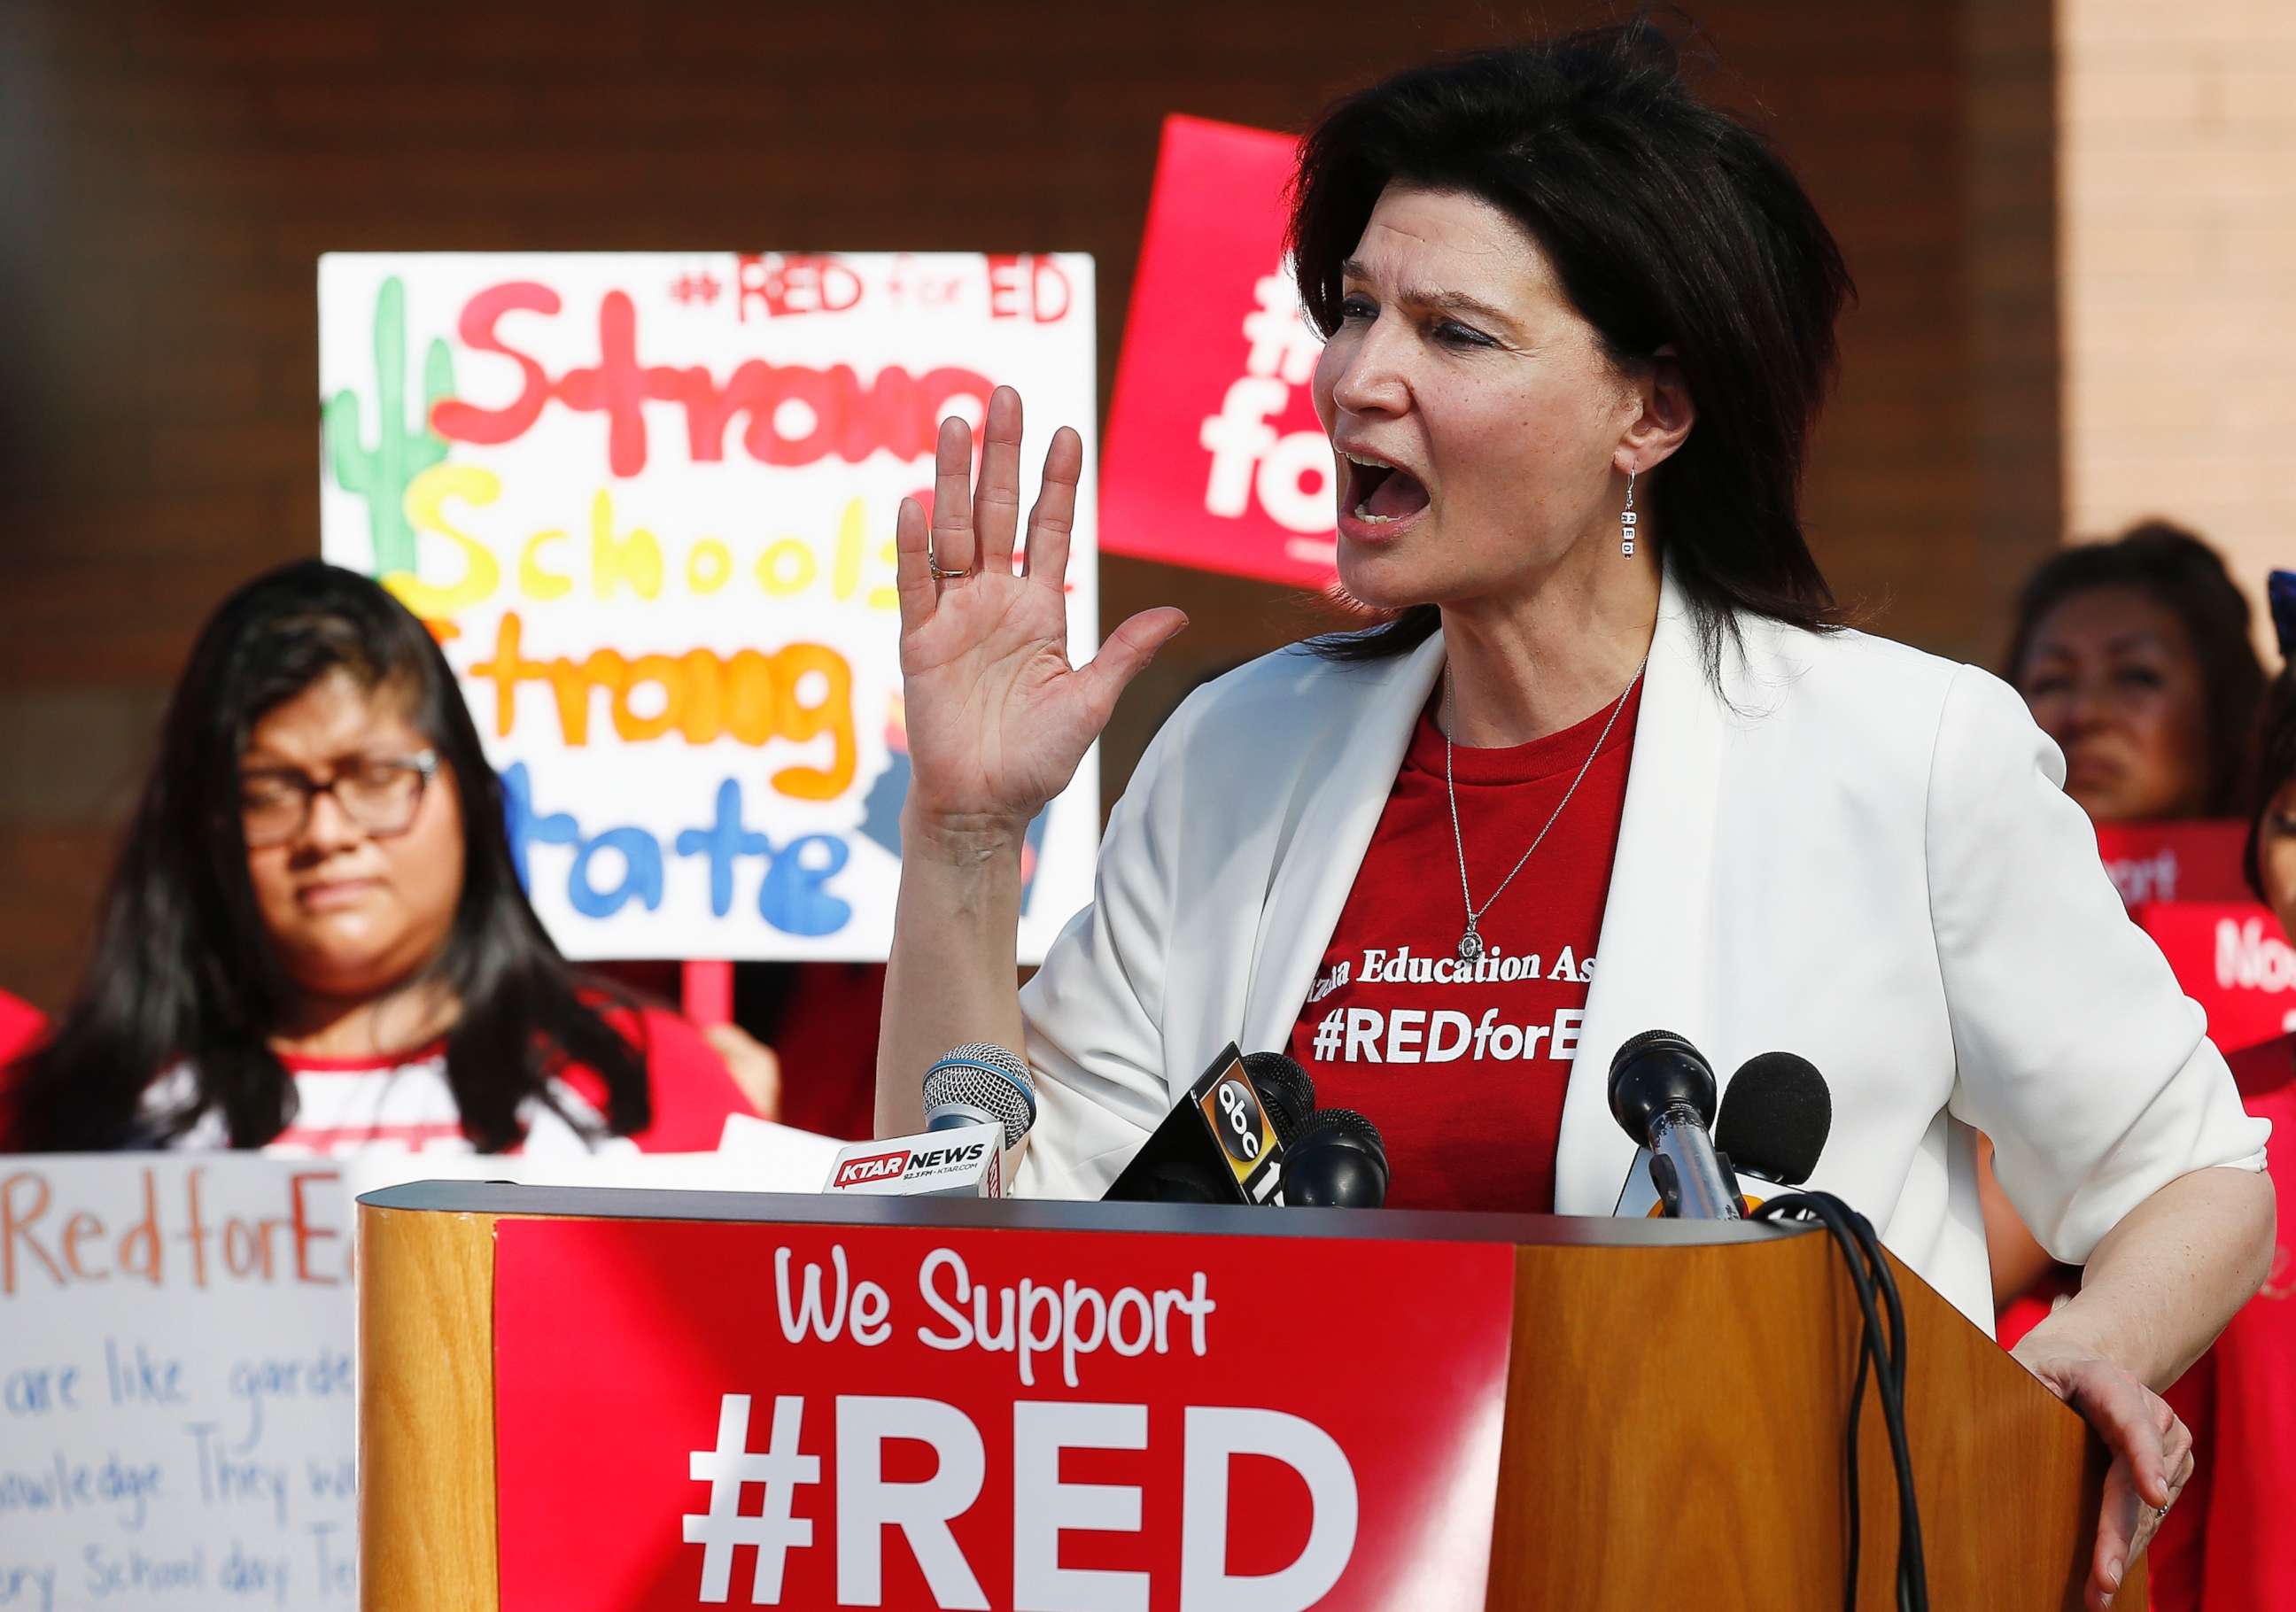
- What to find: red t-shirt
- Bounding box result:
[2150,1034,2296,1612]
[1285,680,1640,1213]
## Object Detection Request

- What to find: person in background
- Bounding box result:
[0,561,757,1156]
[732,961,880,1140]
[2152,591,2296,1610]
[584,957,785,1121]
[2008,520,2264,824]
[1987,523,2269,1315]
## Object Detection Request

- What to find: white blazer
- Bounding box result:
[1013,570,2271,1330]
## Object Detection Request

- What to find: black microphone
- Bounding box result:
[1607,1029,1741,1221]
[1241,1050,1315,1145]
[1281,1108,1389,1207]
[1102,1044,1287,1205]
[1713,1050,1831,1210]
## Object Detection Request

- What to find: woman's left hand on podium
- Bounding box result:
[2010,1337,2194,1609]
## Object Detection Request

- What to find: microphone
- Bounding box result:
[1102,1043,1287,1205]
[921,1042,1037,1149]
[1241,1050,1315,1145]
[1280,1108,1389,1207]
[1607,1029,1741,1221]
[823,1042,1036,1198]
[1712,1050,1831,1211]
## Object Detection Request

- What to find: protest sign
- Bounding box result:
[0,1155,359,1612]
[0,1143,836,1610]
[319,252,1100,964]
[1101,116,1338,590]
[2092,820,2251,907]
[2131,901,2296,1054]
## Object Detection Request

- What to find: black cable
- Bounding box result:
[1756,1191,1928,1612]
[1845,1208,1926,1611]
[1775,1195,1888,1609]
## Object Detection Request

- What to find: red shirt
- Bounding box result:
[2150,1034,2296,1612]
[1285,680,1640,1213]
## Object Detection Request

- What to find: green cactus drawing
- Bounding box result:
[324,275,454,577]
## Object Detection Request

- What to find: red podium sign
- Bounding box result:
[493,1218,1516,1611]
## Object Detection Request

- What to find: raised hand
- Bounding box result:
[895,385,1187,841]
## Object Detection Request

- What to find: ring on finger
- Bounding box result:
[928,562,967,580]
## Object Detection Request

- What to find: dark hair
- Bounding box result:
[2242,574,2296,898]
[2005,520,2264,818]
[1287,20,1853,668]
[2247,670,2296,902]
[6,561,650,1151]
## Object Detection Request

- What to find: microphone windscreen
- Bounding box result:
[1715,1051,1831,1186]
[921,1043,1037,1151]
[1241,1050,1315,1144]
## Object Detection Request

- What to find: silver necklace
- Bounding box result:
[1444,658,1646,963]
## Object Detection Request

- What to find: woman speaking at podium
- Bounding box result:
[874,25,2273,1604]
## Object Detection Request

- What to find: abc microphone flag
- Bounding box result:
[1103,1043,1288,1205]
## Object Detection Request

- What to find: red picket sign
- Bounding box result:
[493,1218,1516,1611]
[2131,900,2296,1055]
[1100,115,1340,590]
[2091,819,2252,907]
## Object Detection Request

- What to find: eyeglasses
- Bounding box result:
[238,750,439,848]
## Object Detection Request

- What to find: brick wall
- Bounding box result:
[0,0,2036,1010]
[2057,0,2296,653]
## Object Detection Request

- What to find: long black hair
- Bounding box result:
[2005,520,2264,819]
[7,560,650,1151]
[1287,19,1852,669]
[2243,571,2296,899]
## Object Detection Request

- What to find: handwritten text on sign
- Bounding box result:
[0,1157,358,1612]
[493,1219,1516,1611]
[318,252,1100,962]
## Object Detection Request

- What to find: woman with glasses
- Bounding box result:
[0,560,756,1155]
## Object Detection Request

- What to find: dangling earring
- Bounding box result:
[1619,469,1639,557]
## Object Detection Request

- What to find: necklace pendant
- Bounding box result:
[1458,924,1485,963]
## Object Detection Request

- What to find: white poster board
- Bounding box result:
[0,1144,839,1610]
[318,252,1099,963]
[0,1156,360,1611]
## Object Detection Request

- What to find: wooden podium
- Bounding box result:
[358,1182,2132,1610]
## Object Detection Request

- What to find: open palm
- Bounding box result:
[896,386,1187,833]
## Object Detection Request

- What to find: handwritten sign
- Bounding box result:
[318,252,1101,963]
[1101,116,1337,588]
[0,1143,841,1611]
[0,1156,359,1612]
